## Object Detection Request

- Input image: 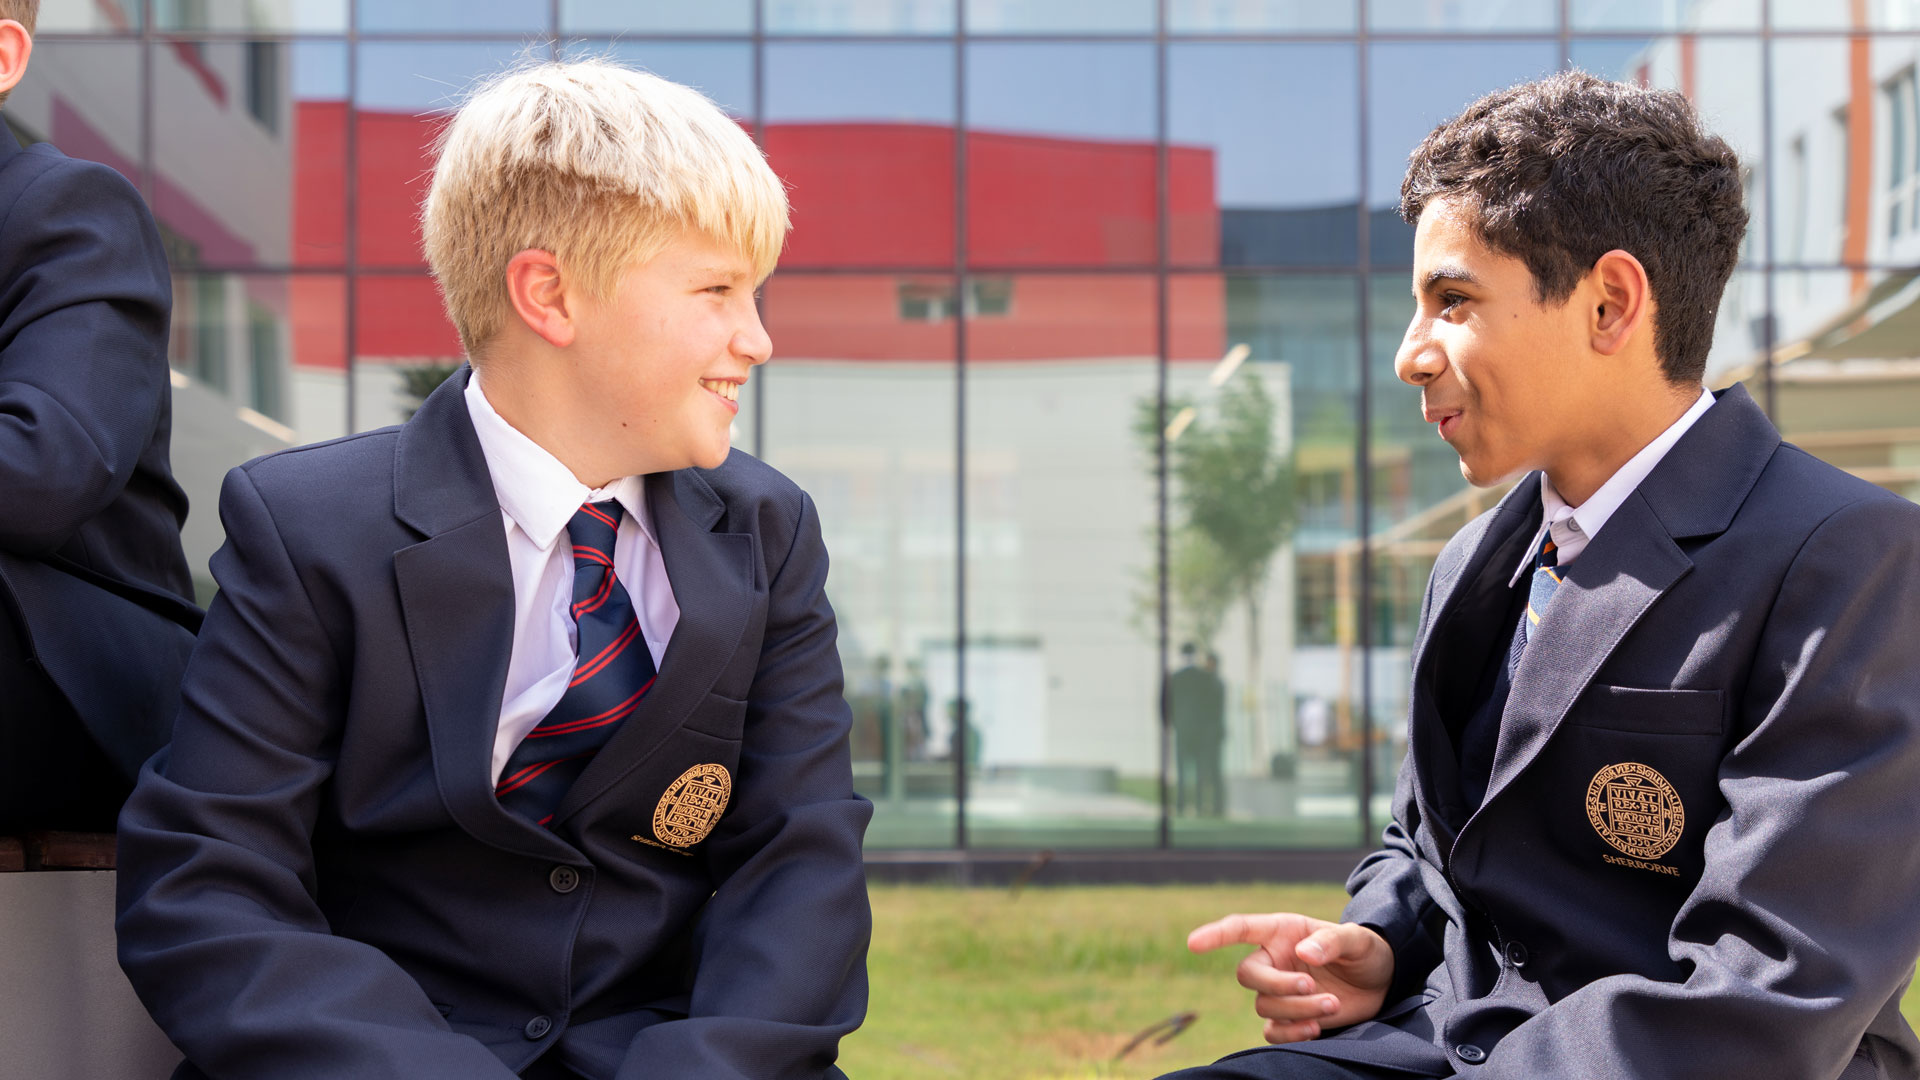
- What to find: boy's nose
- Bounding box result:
[1395,324,1443,387]
[736,308,772,367]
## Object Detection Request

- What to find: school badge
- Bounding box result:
[644,763,732,850]
[1585,762,1684,862]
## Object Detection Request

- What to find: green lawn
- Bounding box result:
[844,884,1920,1080]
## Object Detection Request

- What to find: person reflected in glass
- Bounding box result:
[1169,73,1920,1080]
[1170,642,1227,818]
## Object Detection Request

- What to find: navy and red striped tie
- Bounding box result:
[496,499,656,826]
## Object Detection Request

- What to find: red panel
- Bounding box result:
[764,275,955,362]
[354,275,462,360]
[765,123,955,267]
[967,131,1157,266]
[354,109,442,268]
[294,101,347,267]
[965,275,1157,361]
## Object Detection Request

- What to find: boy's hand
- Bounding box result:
[1188,913,1394,1043]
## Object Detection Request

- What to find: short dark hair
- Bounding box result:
[1400,71,1748,386]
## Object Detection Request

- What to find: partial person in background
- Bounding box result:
[1173,72,1920,1080]
[1169,642,1226,818]
[0,0,197,834]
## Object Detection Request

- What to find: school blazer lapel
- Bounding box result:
[553,466,758,824]
[391,367,575,860]
[1477,383,1781,811]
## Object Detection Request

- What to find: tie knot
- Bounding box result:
[568,500,622,561]
[1536,536,1558,570]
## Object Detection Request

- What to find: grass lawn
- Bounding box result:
[844,883,1920,1080]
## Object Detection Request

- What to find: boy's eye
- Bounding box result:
[1439,291,1468,314]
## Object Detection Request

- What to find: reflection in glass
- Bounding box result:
[168,274,347,585]
[767,0,956,34]
[561,0,752,34]
[35,0,140,32]
[1570,0,1758,30]
[558,41,754,119]
[966,0,1155,33]
[155,0,348,33]
[1167,274,1366,847]
[1368,0,1555,32]
[1366,42,1559,265]
[355,42,531,268]
[1169,44,1359,267]
[764,43,955,268]
[149,41,348,270]
[1570,37,1763,265]
[965,275,1158,847]
[758,275,958,847]
[1765,268,1920,503]
[966,44,1156,266]
[352,275,466,432]
[1169,0,1356,33]
[354,0,550,34]
[4,42,143,190]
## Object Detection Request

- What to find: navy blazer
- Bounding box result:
[1256,385,1920,1079]
[0,132,196,774]
[116,367,873,1079]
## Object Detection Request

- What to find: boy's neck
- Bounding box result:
[471,362,623,490]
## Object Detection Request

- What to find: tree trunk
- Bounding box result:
[1244,590,1266,775]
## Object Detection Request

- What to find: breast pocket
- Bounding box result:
[1566,684,1724,736]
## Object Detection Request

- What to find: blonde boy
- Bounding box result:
[116,60,872,1080]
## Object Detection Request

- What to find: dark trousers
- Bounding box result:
[1162,1049,1452,1079]
[0,608,130,832]
[1176,742,1225,816]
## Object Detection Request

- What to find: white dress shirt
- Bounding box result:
[1510,387,1715,586]
[465,373,680,784]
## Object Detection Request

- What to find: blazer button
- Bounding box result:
[524,1015,552,1040]
[1504,941,1528,968]
[549,866,580,894]
[1456,1044,1486,1064]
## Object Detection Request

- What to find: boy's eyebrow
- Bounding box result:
[692,265,750,280]
[1419,264,1481,293]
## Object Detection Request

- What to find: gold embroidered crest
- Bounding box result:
[1585,762,1684,861]
[647,763,732,849]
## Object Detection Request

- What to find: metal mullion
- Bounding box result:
[953,6,969,855]
[1355,1,1375,850]
[1154,0,1171,851]
[344,5,358,434]
[752,0,766,459]
[1761,0,1777,419]
[139,0,153,204]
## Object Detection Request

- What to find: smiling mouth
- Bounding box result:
[699,378,742,404]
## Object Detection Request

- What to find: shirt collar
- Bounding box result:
[464,370,656,552]
[1509,387,1714,586]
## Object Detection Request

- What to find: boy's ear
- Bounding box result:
[1587,248,1652,358]
[503,249,576,349]
[0,20,32,99]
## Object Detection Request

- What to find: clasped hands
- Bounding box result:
[1187,913,1395,1043]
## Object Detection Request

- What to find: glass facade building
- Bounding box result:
[24,0,1919,858]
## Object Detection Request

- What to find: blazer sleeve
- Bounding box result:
[1342,568,1445,1007]
[0,157,171,555]
[618,490,873,1080]
[114,466,519,1080]
[1477,495,1920,1079]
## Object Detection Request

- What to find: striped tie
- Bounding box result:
[496,500,656,826]
[1507,533,1562,679]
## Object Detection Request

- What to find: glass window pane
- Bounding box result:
[1170,43,1359,267]
[169,273,347,586]
[1369,0,1556,32]
[766,43,954,268]
[1167,274,1366,848]
[561,0,753,33]
[967,43,1156,267]
[147,41,347,270]
[758,274,959,848]
[5,41,144,189]
[966,0,1155,34]
[1768,269,1920,504]
[355,42,532,269]
[1570,0,1758,30]
[352,275,466,432]
[1366,42,1559,266]
[558,41,754,119]
[354,0,550,34]
[767,0,957,34]
[156,0,349,33]
[35,1,141,33]
[1766,38,1920,268]
[1169,0,1357,33]
[965,274,1159,848]
[1570,37,1763,266]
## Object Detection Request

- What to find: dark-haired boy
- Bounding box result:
[1174,72,1920,1080]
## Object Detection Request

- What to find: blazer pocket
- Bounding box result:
[685,689,750,738]
[1569,684,1724,736]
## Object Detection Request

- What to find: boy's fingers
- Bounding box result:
[1254,992,1341,1023]
[1236,953,1313,996]
[1262,1018,1322,1044]
[1189,913,1283,954]
[1297,924,1364,966]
